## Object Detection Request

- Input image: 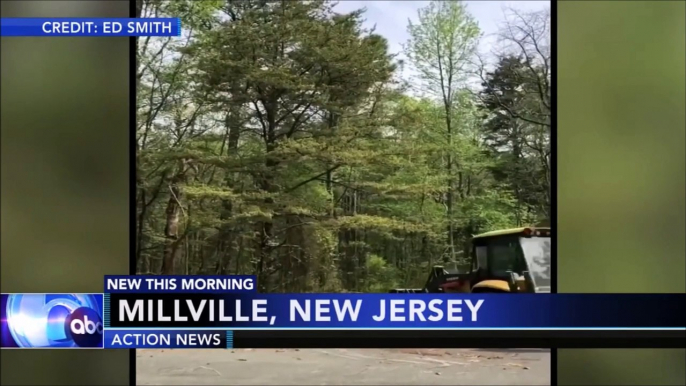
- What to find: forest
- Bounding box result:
[135,0,551,292]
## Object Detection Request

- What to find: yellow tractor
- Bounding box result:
[460,227,551,293]
[389,227,551,294]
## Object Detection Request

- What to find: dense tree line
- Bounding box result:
[135,0,551,292]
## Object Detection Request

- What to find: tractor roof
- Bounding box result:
[472,227,551,239]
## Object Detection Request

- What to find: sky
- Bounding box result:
[333,1,549,64]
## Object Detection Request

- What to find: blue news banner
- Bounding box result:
[1,275,684,349]
[0,18,180,37]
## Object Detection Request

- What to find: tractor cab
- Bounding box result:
[464,227,551,293]
[388,227,551,294]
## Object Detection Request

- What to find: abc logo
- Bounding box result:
[65,307,103,347]
[5,294,103,348]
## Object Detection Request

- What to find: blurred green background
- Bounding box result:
[558,1,685,385]
[0,1,130,385]
[0,1,684,385]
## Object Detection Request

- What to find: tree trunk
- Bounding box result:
[215,106,242,275]
[445,115,456,263]
[161,183,182,274]
[256,97,279,291]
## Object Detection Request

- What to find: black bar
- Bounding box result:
[128,0,138,383]
[550,0,558,379]
[233,330,685,349]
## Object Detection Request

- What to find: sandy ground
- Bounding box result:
[137,348,550,385]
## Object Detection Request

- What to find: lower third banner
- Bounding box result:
[102,293,686,349]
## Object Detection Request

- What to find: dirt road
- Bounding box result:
[137,348,550,385]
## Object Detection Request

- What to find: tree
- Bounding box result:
[405,0,481,262]
[183,0,396,290]
[476,7,551,220]
[136,0,222,274]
